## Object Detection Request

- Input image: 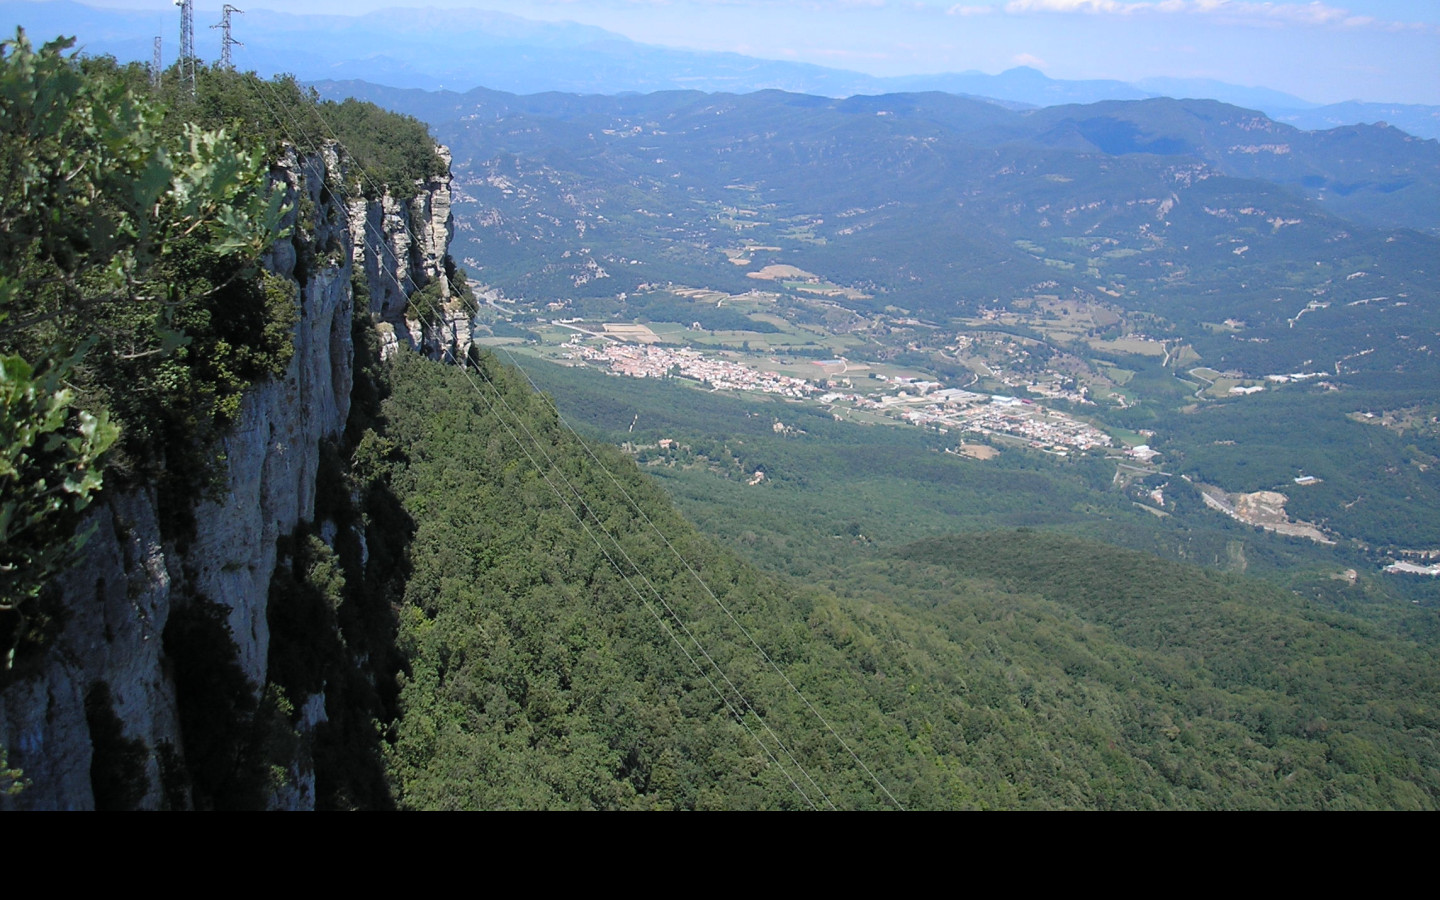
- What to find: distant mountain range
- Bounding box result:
[328,80,1440,235]
[345,84,1437,384]
[5,1,1439,140]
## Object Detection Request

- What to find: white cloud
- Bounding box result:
[1203,2,1351,25]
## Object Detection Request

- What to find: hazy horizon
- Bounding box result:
[18,0,1440,105]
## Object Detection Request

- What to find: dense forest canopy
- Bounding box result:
[355,351,1440,808]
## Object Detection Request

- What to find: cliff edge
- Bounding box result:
[0,140,457,810]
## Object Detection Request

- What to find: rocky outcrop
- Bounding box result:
[0,141,457,810]
[351,146,469,361]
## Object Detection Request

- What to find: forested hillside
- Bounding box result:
[347,349,1440,808]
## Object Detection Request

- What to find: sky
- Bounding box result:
[46,1,1440,103]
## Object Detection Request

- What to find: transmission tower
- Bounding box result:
[151,36,162,90]
[174,0,195,95]
[212,5,244,70]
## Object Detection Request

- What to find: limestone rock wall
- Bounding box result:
[0,490,174,809]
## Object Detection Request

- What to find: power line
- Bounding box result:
[446,354,825,808]
[453,353,835,808]
[497,349,908,809]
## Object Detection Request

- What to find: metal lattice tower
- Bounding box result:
[151,36,162,90]
[212,5,244,70]
[174,0,195,95]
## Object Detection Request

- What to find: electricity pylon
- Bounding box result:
[174,0,195,95]
[212,5,244,70]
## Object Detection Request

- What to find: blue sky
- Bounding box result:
[51,1,1440,103]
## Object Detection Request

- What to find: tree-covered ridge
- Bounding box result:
[895,532,1440,810]
[362,349,1440,808]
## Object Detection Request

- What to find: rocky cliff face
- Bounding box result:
[0,142,457,810]
[352,146,470,363]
